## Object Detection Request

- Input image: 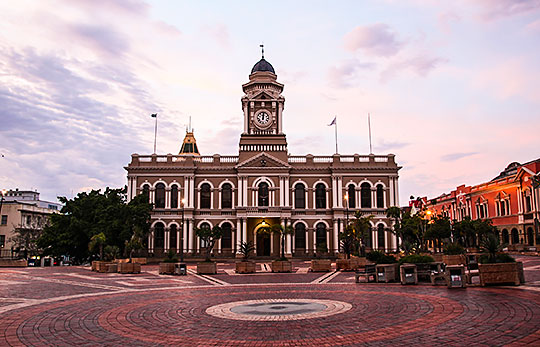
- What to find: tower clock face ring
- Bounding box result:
[255,111,272,128]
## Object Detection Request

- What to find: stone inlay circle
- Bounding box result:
[206,298,352,321]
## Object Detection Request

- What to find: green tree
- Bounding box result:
[425,214,452,253]
[386,206,403,251]
[351,212,373,257]
[38,188,152,263]
[195,225,223,261]
[88,232,106,260]
[339,224,359,259]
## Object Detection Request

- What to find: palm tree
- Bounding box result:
[260,223,294,260]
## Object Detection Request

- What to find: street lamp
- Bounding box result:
[180,198,186,262]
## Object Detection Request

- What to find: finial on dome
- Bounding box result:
[260,43,264,59]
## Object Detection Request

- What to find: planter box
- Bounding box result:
[416,262,443,282]
[336,258,364,271]
[0,258,27,267]
[376,263,399,283]
[94,261,114,273]
[118,262,141,274]
[236,261,256,274]
[271,260,292,273]
[114,257,147,265]
[197,262,217,274]
[400,264,418,285]
[159,262,176,275]
[310,259,332,272]
[443,254,466,266]
[478,262,519,286]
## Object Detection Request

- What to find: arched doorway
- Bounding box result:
[511,228,519,244]
[527,227,534,246]
[256,232,271,256]
[502,229,509,244]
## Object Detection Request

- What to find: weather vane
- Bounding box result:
[260,43,264,59]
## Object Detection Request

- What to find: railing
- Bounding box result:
[288,156,306,163]
[313,157,332,163]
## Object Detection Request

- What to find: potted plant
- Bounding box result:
[398,254,437,282]
[367,250,398,282]
[195,225,222,274]
[159,250,179,275]
[478,233,519,286]
[260,223,293,273]
[443,243,466,266]
[311,244,332,272]
[89,232,110,272]
[236,241,256,273]
[119,228,144,274]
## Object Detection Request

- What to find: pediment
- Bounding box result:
[236,152,290,169]
[252,91,276,100]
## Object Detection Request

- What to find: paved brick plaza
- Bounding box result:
[1,256,540,346]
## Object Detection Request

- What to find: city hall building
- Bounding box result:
[125,55,401,258]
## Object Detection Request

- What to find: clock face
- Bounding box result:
[257,112,270,124]
[255,111,272,129]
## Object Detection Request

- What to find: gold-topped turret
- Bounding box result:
[179,130,200,155]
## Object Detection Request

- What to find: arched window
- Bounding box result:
[377,224,385,250]
[221,183,232,209]
[221,222,232,250]
[170,224,177,249]
[142,184,150,197]
[258,182,269,206]
[315,223,327,251]
[501,201,506,216]
[295,183,306,209]
[154,223,165,249]
[361,183,371,208]
[294,223,306,249]
[199,222,211,248]
[171,185,178,209]
[502,229,509,244]
[376,184,384,208]
[511,228,519,244]
[315,183,326,209]
[200,183,211,209]
[155,183,165,208]
[347,185,356,208]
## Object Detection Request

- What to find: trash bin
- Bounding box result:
[447,265,466,288]
[400,264,418,285]
[174,263,187,276]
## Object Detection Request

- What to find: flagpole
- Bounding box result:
[153,113,158,154]
[368,113,372,154]
[335,117,338,154]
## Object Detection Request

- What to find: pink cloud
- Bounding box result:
[476,0,540,20]
[327,60,375,88]
[380,55,447,82]
[343,23,403,57]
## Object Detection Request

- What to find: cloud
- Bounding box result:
[327,59,375,88]
[343,23,403,57]
[380,55,447,82]
[441,152,478,162]
[69,24,131,57]
[203,24,230,49]
[476,0,540,20]
[375,140,411,152]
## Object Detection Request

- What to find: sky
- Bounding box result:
[1,0,539,205]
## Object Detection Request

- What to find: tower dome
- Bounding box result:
[251,58,275,74]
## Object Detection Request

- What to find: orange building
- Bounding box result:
[424,159,540,249]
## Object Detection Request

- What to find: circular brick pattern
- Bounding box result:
[2,280,540,346]
[206,298,352,321]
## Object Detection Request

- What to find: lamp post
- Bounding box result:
[180,198,186,262]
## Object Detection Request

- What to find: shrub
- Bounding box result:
[478,253,515,264]
[399,254,435,264]
[443,243,465,255]
[366,250,397,264]
[162,250,179,263]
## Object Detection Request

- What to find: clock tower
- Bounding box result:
[239,52,288,162]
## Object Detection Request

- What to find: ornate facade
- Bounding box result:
[424,159,540,249]
[125,56,401,258]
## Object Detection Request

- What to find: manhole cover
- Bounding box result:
[206,299,352,321]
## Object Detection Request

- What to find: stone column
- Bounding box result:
[189,220,194,253]
[333,220,339,253]
[285,177,290,206]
